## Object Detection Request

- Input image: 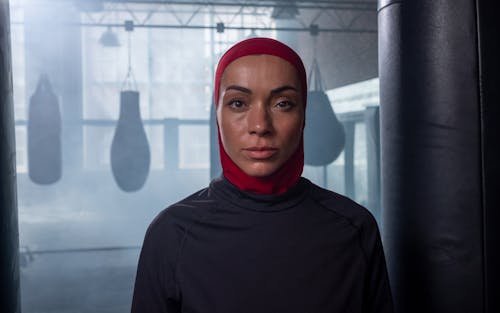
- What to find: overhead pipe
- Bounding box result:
[9,21,377,34]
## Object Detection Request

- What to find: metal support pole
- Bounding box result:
[0,1,21,312]
[343,121,355,200]
[364,106,381,223]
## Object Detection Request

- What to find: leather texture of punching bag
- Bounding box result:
[379,0,500,312]
[476,1,500,311]
[1,3,21,313]
[111,91,150,192]
[28,74,62,184]
[304,59,345,166]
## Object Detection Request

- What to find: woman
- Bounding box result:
[131,38,393,313]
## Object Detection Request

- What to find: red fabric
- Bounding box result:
[214,37,307,194]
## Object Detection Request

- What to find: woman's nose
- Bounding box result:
[247,103,273,136]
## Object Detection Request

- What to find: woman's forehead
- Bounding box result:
[220,54,301,87]
[213,40,308,106]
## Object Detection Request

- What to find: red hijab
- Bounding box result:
[214,37,307,194]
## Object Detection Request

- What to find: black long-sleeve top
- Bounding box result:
[131,176,393,313]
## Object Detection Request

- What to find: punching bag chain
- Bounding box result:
[307,36,324,92]
[308,58,324,92]
[122,30,137,91]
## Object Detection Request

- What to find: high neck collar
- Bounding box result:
[209,175,311,212]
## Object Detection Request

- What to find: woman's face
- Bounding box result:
[217,54,305,177]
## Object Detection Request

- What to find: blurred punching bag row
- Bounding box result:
[111,90,150,192]
[28,74,62,184]
[28,64,344,188]
[304,59,345,166]
[27,76,150,192]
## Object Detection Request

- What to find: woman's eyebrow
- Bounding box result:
[270,85,298,94]
[225,85,252,94]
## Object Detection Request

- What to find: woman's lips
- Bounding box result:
[243,147,278,159]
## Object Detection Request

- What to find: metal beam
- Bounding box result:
[28,0,377,11]
[100,0,377,11]
[75,21,376,33]
[12,0,377,34]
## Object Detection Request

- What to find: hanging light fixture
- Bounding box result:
[271,2,299,20]
[99,26,120,47]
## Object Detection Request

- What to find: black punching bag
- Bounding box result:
[1,2,21,313]
[379,0,500,312]
[28,74,62,184]
[111,91,150,192]
[304,60,345,166]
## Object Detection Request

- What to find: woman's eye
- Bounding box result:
[276,101,294,109]
[228,100,244,108]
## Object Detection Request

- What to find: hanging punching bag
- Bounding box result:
[379,0,500,312]
[27,74,62,184]
[304,60,345,166]
[110,90,150,192]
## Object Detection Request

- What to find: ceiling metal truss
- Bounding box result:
[101,0,377,11]
[16,0,378,34]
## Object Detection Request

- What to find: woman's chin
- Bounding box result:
[240,163,281,178]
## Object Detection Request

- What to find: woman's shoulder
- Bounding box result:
[304,178,378,231]
[304,179,383,260]
[146,186,215,238]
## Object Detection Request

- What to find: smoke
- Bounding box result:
[10,1,379,312]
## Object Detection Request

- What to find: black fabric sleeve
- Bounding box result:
[131,212,183,313]
[361,216,394,313]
